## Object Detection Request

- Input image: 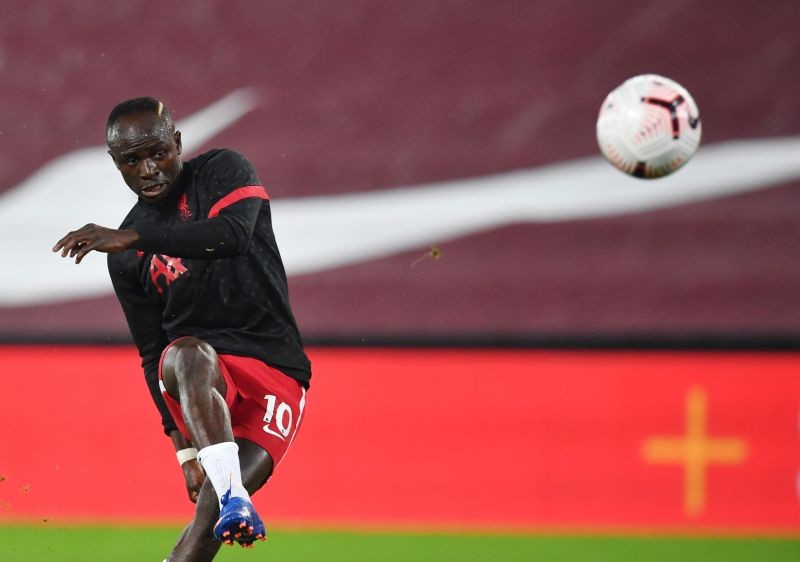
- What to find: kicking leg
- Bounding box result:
[167,439,273,562]
[161,338,273,559]
[162,338,249,507]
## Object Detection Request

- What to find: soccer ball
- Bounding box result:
[596,74,701,179]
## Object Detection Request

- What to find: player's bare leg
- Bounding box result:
[161,337,272,559]
[161,337,233,447]
[167,439,273,562]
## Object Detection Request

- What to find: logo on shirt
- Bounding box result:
[178,193,192,222]
[149,254,188,294]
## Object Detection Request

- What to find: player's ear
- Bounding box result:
[174,131,182,155]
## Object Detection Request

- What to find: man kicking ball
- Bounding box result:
[54,97,311,561]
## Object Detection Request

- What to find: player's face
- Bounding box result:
[107,112,183,203]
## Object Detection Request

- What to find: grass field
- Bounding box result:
[1,525,798,561]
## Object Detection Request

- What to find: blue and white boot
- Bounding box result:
[213,488,267,547]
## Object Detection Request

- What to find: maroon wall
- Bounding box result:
[1,1,799,342]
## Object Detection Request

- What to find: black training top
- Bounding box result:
[108,148,311,435]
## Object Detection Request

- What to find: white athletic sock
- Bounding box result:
[197,442,251,507]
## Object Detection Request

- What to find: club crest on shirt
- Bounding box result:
[178,193,192,221]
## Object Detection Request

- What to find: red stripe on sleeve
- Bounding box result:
[208,185,269,218]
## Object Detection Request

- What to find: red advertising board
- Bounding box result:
[0,346,798,533]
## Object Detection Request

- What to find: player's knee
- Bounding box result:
[161,337,218,397]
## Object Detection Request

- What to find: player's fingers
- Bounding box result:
[57,235,84,256]
[60,238,80,258]
[54,225,95,253]
[53,231,74,252]
[74,240,101,264]
[69,234,101,258]
[74,245,94,264]
[53,233,75,254]
[55,231,80,251]
[69,240,87,258]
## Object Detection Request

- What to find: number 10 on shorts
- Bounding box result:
[263,394,292,440]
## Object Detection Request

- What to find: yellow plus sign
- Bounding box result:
[642,386,748,517]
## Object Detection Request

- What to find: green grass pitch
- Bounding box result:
[1,525,798,561]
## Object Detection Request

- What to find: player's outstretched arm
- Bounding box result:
[53,223,139,264]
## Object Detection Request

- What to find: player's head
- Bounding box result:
[106,97,183,203]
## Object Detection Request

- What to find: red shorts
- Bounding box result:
[158,341,307,469]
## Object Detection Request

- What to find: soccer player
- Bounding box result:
[53,97,311,561]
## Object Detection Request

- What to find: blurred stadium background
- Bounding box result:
[1,1,799,560]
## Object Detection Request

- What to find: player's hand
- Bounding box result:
[52,224,140,264]
[181,459,206,503]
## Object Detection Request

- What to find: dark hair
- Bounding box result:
[106,97,174,133]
